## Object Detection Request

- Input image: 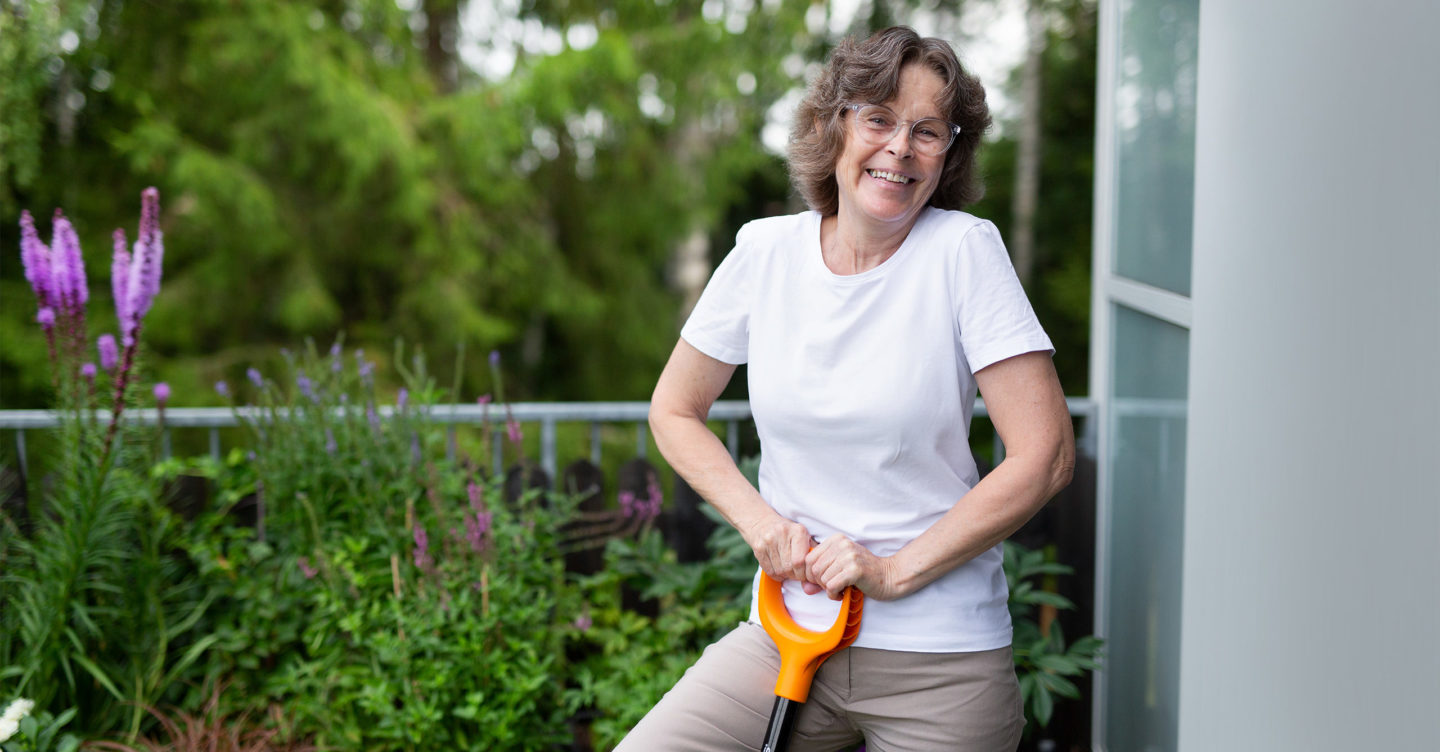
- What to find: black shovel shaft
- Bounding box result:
[761,696,799,752]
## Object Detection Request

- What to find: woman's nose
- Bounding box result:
[885,126,913,157]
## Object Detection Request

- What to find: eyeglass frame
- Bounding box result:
[840,103,962,156]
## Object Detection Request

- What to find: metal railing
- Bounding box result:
[0,398,1096,480]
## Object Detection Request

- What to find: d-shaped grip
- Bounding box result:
[757,573,865,703]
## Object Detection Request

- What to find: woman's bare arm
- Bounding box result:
[805,350,1075,600]
[649,339,817,588]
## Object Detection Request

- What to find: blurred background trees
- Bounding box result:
[2,0,1095,408]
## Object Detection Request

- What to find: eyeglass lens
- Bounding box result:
[851,105,955,155]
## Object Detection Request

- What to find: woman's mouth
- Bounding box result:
[866,169,914,185]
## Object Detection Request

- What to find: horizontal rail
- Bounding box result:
[0,398,1096,479]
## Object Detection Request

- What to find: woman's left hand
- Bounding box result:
[804,536,906,602]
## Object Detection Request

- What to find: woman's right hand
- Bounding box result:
[741,513,822,594]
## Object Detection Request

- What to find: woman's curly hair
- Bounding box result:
[788,26,992,215]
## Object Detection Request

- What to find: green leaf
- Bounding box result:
[69,652,125,703]
[1037,671,1081,699]
[1032,683,1055,727]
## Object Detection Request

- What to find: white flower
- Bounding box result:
[0,698,35,742]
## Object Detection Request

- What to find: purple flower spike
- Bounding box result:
[153,382,170,405]
[298,556,318,579]
[296,374,315,402]
[467,480,484,512]
[119,188,164,346]
[413,524,432,568]
[476,394,492,405]
[215,380,229,397]
[81,362,97,380]
[97,334,118,371]
[324,428,337,455]
[112,229,130,324]
[50,211,88,316]
[465,510,492,552]
[247,367,263,388]
[573,614,592,631]
[489,350,501,367]
[36,307,55,331]
[506,419,523,445]
[20,211,54,310]
[397,388,408,410]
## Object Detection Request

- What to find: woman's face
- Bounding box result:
[833,63,948,233]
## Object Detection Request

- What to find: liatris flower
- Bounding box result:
[619,490,636,517]
[467,480,484,512]
[296,374,315,402]
[215,380,229,397]
[410,433,422,465]
[464,510,492,552]
[329,341,342,372]
[247,367,263,389]
[36,307,55,331]
[49,209,88,318]
[356,349,374,383]
[97,333,118,371]
[298,556,318,579]
[113,188,164,347]
[413,524,431,568]
[367,403,381,434]
[153,382,171,405]
[476,394,492,406]
[81,362,96,381]
[324,428,337,455]
[645,473,664,518]
[573,614,593,631]
[20,211,54,310]
[397,387,409,410]
[489,350,500,367]
[0,697,36,743]
[506,419,523,445]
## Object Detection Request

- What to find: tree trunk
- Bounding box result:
[423,0,460,94]
[1010,0,1046,287]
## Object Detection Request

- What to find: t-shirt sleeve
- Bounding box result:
[680,235,754,365]
[954,220,1055,373]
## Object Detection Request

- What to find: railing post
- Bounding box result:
[541,418,557,478]
[16,430,27,479]
[635,422,648,458]
[590,422,602,465]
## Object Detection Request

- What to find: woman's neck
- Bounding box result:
[819,211,920,275]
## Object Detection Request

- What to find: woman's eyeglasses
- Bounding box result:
[843,103,961,157]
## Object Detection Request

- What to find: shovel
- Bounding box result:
[757,572,865,752]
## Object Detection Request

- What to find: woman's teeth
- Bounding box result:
[867,169,913,184]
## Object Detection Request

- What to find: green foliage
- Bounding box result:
[566,518,753,749]
[0,701,81,752]
[1004,540,1104,730]
[177,342,582,750]
[0,0,827,410]
[2,198,213,744]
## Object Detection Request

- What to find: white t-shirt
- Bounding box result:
[681,207,1054,652]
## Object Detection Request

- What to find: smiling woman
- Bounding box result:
[628,25,1075,752]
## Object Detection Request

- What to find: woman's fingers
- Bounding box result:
[742,514,812,583]
[806,536,897,600]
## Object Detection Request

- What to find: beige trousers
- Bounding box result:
[616,622,1024,752]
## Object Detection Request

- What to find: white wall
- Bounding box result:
[1181,1,1440,749]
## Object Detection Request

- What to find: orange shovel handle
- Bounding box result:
[757,573,864,703]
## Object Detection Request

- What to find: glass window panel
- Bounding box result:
[1105,304,1188,751]
[1113,0,1199,295]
